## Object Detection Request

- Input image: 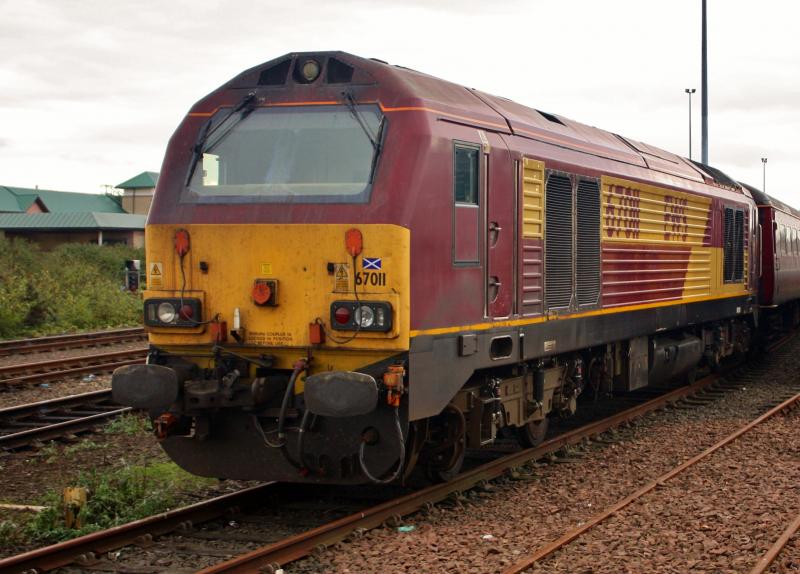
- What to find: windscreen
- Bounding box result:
[186,104,383,204]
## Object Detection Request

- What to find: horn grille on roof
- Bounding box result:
[258,59,291,85]
[327,58,354,83]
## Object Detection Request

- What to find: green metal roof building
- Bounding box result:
[116,171,159,215]
[0,183,146,249]
[0,186,125,214]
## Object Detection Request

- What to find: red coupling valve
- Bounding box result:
[153,413,179,441]
[383,365,406,408]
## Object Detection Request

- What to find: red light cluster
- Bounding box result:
[334,306,351,324]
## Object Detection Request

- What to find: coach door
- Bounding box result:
[484,132,514,318]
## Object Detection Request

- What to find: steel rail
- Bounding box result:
[0,349,147,386]
[748,513,800,574]
[0,390,131,450]
[501,391,800,574]
[0,483,279,574]
[0,328,145,357]
[197,372,738,573]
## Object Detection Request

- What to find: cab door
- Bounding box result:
[484,132,514,318]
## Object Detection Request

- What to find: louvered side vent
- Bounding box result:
[734,209,744,281]
[576,178,601,306]
[723,207,735,282]
[545,173,573,309]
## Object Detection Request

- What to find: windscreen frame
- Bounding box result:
[181,103,385,205]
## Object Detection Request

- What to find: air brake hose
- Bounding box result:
[295,409,314,468]
[358,407,406,484]
[277,359,308,444]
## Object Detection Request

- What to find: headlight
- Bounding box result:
[330,301,392,332]
[144,298,202,327]
[157,302,177,324]
[354,305,374,328]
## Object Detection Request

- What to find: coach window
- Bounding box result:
[454,145,479,205]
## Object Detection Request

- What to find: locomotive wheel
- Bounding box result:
[422,405,466,483]
[516,417,549,448]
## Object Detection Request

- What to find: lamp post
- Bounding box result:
[761,157,767,192]
[685,88,696,160]
[701,0,709,164]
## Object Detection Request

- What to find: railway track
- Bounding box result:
[0,348,147,387]
[502,388,800,573]
[0,328,145,357]
[1,347,787,574]
[0,390,131,450]
[0,335,794,573]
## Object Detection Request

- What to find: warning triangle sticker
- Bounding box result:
[151,264,162,276]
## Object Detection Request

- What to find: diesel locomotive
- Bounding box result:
[112,52,800,484]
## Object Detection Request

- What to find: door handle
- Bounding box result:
[489,221,502,247]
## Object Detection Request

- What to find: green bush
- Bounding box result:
[0,237,144,338]
[24,462,216,545]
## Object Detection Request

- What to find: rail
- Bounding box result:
[0,390,130,450]
[0,349,147,387]
[0,328,145,357]
[501,390,800,574]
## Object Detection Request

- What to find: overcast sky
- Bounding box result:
[1,0,798,205]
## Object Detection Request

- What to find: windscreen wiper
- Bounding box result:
[185,91,257,186]
[343,91,379,152]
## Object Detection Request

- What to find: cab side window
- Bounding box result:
[454,145,479,205]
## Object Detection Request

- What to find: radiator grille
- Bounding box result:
[545,173,573,309]
[723,207,744,282]
[576,178,601,306]
[734,209,744,281]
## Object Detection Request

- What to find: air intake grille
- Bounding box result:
[576,178,601,306]
[734,208,744,281]
[723,207,745,282]
[545,173,573,309]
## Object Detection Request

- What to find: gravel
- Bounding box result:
[287,341,800,574]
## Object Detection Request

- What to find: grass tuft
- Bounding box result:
[21,462,216,545]
[105,413,152,435]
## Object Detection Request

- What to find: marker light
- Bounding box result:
[334,306,351,325]
[345,228,363,257]
[157,302,177,323]
[179,305,194,320]
[174,229,191,257]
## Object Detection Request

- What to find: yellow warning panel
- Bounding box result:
[149,262,163,288]
[334,263,350,293]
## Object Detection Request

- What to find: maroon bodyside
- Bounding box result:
[150,52,764,333]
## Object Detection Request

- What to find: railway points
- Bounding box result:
[0,390,130,450]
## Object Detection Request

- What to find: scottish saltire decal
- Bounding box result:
[363,257,382,270]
